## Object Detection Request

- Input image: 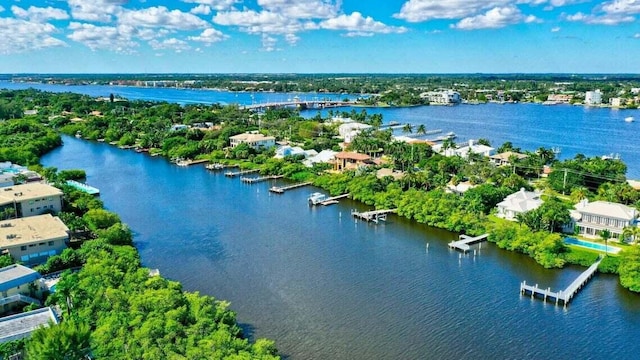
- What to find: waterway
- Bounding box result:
[42,136,640,359]
[4,81,639,177]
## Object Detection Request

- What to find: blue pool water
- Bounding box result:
[565,237,622,254]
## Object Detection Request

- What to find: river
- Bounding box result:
[42,136,640,359]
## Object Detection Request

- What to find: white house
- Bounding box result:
[420,90,461,104]
[570,200,637,239]
[0,264,42,314]
[454,140,494,158]
[496,188,543,221]
[338,122,371,143]
[303,150,337,167]
[585,90,602,106]
[229,132,276,150]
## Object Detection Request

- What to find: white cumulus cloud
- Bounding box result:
[394,0,513,22]
[67,0,126,22]
[188,28,229,43]
[257,0,340,19]
[149,38,191,52]
[67,22,138,53]
[452,6,539,30]
[190,5,212,15]
[565,11,634,25]
[181,0,240,11]
[11,5,69,23]
[0,17,66,54]
[319,12,408,35]
[118,6,209,30]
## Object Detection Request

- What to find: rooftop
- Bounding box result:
[0,307,58,344]
[335,152,371,161]
[0,264,40,292]
[230,132,276,142]
[0,214,69,248]
[0,183,62,204]
[575,200,637,220]
[490,151,528,161]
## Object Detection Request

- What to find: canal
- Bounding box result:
[42,136,640,359]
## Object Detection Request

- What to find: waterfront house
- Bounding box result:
[609,97,625,108]
[338,122,372,144]
[0,264,42,314]
[0,214,69,265]
[334,152,372,172]
[0,307,58,344]
[490,151,528,166]
[275,145,316,159]
[0,183,63,218]
[570,200,637,239]
[229,132,276,150]
[496,188,543,221]
[420,90,461,104]
[585,90,602,105]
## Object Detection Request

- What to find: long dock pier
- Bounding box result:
[448,234,489,253]
[319,193,350,206]
[352,209,396,223]
[225,169,260,177]
[520,256,603,307]
[269,182,313,193]
[241,175,284,183]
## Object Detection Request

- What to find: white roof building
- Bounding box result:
[496,188,543,221]
[338,122,371,143]
[585,90,602,106]
[420,90,461,104]
[434,140,494,158]
[229,132,276,150]
[303,150,337,167]
[572,200,638,239]
[0,307,58,344]
[274,146,317,159]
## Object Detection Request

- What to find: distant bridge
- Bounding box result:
[241,99,353,111]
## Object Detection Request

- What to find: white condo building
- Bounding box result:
[585,90,602,106]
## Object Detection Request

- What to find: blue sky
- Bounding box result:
[0,0,639,73]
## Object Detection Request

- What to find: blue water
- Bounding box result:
[41,136,640,360]
[4,80,638,177]
[565,237,622,253]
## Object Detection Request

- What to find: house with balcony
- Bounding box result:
[0,183,63,218]
[0,264,42,314]
[489,151,528,166]
[334,152,372,172]
[0,214,69,265]
[571,200,637,239]
[496,188,543,221]
[229,132,276,150]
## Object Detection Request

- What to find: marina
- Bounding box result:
[520,256,603,306]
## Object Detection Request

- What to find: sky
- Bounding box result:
[0,0,639,73]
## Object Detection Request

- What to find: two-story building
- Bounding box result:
[0,214,69,265]
[334,152,372,172]
[571,200,637,239]
[229,132,276,150]
[489,151,528,166]
[496,188,543,221]
[0,264,42,314]
[0,183,63,218]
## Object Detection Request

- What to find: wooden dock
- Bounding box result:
[269,182,312,193]
[352,209,396,223]
[448,234,489,253]
[176,159,209,167]
[319,193,350,206]
[225,169,260,177]
[520,256,603,306]
[241,175,284,183]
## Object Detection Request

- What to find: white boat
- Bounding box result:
[625,116,634,122]
[308,192,327,205]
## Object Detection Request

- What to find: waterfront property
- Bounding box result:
[420,90,461,104]
[0,183,63,218]
[0,307,58,344]
[570,199,638,239]
[338,122,372,143]
[564,237,622,254]
[334,152,372,172]
[229,132,276,150]
[433,139,494,158]
[496,188,543,221]
[489,151,528,166]
[0,214,69,265]
[521,256,603,306]
[0,264,42,314]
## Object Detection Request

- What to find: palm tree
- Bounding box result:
[402,123,413,134]
[599,229,612,255]
[416,124,427,135]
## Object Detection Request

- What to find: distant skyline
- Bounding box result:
[0,0,639,74]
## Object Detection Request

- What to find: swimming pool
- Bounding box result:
[564,237,622,254]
